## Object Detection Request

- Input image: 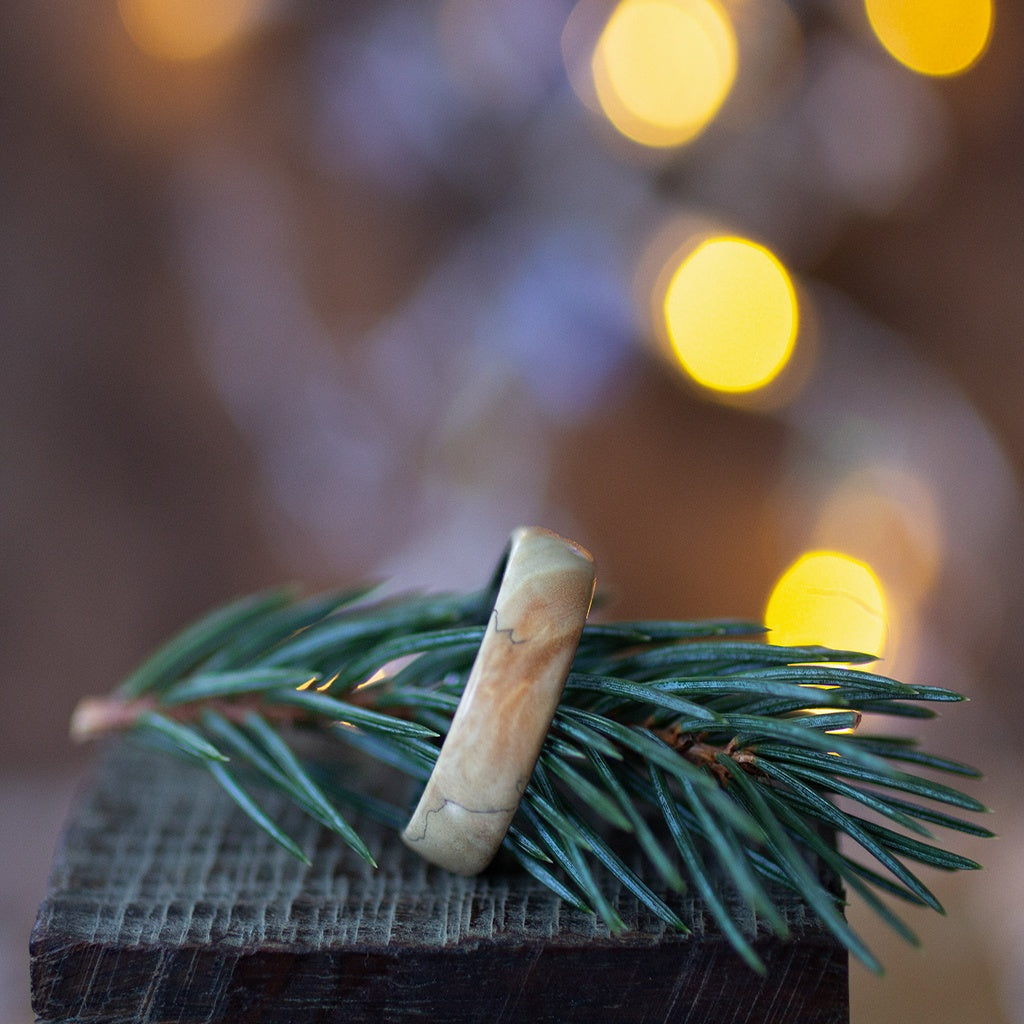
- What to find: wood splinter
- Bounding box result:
[402,525,596,875]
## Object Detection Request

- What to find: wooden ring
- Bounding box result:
[401,526,596,875]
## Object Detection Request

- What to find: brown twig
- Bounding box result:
[653,726,761,784]
[69,680,406,744]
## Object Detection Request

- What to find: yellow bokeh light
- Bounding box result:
[591,0,737,148]
[662,236,798,394]
[118,0,259,63]
[865,0,993,77]
[765,551,887,659]
[815,463,944,603]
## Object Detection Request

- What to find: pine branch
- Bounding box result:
[71,576,990,975]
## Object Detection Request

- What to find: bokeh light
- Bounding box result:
[662,235,798,394]
[765,550,887,659]
[118,0,260,62]
[814,463,944,604]
[591,0,737,147]
[864,0,993,77]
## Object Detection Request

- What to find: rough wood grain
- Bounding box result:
[31,741,849,1024]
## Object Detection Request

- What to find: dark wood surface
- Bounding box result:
[31,740,848,1024]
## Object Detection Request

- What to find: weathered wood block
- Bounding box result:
[31,740,848,1024]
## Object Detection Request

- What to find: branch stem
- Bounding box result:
[68,693,360,743]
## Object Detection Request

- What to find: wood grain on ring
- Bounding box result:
[402,526,596,875]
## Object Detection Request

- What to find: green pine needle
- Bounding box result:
[649,765,767,973]
[206,759,312,865]
[135,710,229,763]
[160,668,322,706]
[75,566,991,974]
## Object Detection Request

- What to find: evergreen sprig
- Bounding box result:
[71,577,991,975]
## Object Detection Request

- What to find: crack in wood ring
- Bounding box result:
[401,526,596,875]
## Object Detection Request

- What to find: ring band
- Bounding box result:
[401,526,596,875]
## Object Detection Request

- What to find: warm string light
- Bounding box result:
[814,464,944,608]
[661,235,799,395]
[590,0,737,147]
[118,0,260,62]
[865,0,994,77]
[765,550,887,658]
[765,550,888,734]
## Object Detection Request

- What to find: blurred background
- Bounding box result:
[2,0,1022,1019]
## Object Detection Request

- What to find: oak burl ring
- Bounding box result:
[402,526,596,875]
